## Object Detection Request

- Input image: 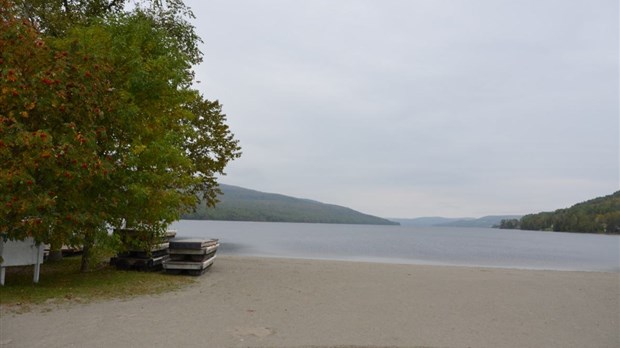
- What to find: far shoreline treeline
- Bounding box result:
[182,184,398,225]
[498,191,620,234]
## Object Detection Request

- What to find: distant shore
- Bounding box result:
[1,256,618,347]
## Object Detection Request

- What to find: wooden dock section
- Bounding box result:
[163,238,219,276]
[110,229,176,272]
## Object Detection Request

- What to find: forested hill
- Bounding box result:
[182,184,398,225]
[500,191,620,234]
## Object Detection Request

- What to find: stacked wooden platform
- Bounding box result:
[110,230,176,271]
[163,238,219,276]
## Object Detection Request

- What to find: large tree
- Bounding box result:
[0,0,241,271]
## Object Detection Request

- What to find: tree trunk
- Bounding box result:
[80,234,95,273]
[47,240,63,262]
[80,243,90,272]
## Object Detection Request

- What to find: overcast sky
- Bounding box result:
[184,0,618,218]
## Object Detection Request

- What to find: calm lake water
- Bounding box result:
[170,220,620,272]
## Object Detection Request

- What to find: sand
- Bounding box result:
[1,256,618,348]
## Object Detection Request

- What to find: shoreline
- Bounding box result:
[1,255,619,347]
[223,253,620,273]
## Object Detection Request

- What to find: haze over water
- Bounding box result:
[171,220,619,272]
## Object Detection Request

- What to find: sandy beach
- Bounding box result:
[1,256,618,348]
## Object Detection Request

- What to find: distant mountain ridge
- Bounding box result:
[390,217,470,227]
[182,184,398,225]
[392,215,522,228]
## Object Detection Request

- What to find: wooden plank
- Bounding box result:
[113,255,169,270]
[168,238,218,250]
[168,244,219,255]
[163,255,216,270]
[169,251,217,262]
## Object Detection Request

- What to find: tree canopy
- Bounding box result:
[0,0,241,270]
[499,191,620,234]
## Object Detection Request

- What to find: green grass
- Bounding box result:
[0,256,194,312]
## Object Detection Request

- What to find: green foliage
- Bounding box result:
[518,191,620,234]
[182,99,242,208]
[11,0,128,36]
[1,5,116,246]
[1,1,241,271]
[183,185,398,225]
[85,227,121,269]
[498,219,520,229]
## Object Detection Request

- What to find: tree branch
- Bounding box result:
[105,0,122,12]
[62,0,71,14]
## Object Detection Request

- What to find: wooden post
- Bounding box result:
[33,243,42,283]
[0,238,3,286]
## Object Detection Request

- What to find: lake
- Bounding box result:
[170,220,620,272]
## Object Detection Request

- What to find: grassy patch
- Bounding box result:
[0,256,194,312]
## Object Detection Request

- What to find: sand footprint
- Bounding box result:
[234,326,276,339]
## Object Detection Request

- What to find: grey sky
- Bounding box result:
[185,0,619,218]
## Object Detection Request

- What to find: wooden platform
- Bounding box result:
[110,229,177,272]
[168,244,219,255]
[164,255,216,271]
[163,237,219,276]
[111,254,169,272]
[168,238,219,250]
